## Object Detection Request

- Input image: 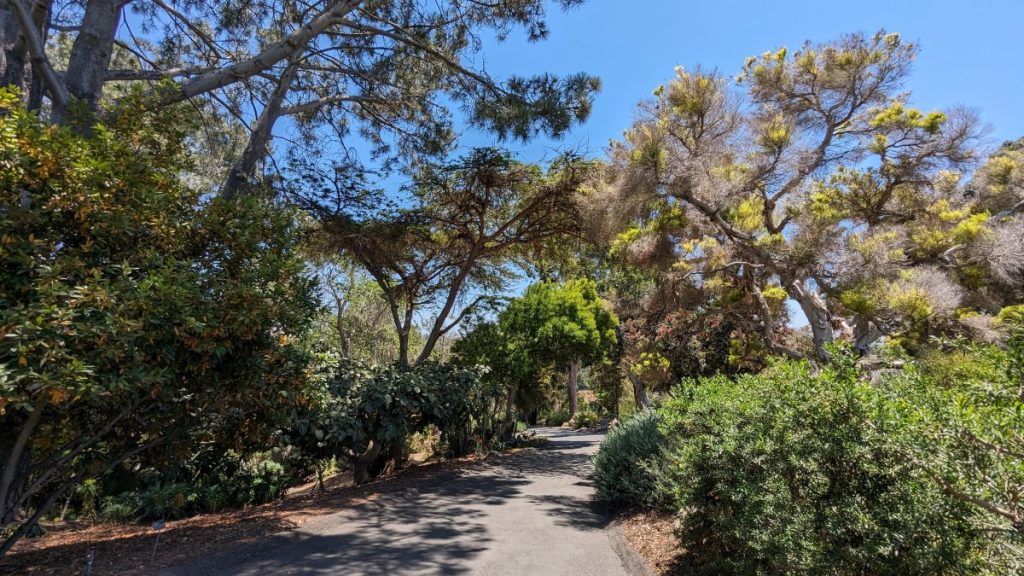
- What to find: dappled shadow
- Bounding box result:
[7,429,612,575]
[485,431,603,481]
[527,494,612,531]
[162,473,532,575]
[0,513,300,575]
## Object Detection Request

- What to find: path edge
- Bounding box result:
[607,518,655,576]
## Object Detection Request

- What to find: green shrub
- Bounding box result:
[570,407,599,429]
[289,360,498,483]
[233,458,290,507]
[660,352,985,575]
[872,339,1024,572]
[592,410,670,509]
[99,494,141,523]
[540,408,570,426]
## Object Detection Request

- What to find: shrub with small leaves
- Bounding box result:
[592,410,670,509]
[660,351,986,575]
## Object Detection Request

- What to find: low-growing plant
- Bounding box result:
[592,410,670,509]
[570,407,599,429]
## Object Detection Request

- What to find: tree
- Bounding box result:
[453,314,545,434]
[502,279,618,416]
[0,91,316,555]
[605,32,1021,361]
[0,0,599,195]
[311,148,586,366]
[312,258,408,365]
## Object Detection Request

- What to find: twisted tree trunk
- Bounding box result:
[788,278,834,362]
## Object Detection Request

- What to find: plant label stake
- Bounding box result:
[151,519,166,562]
[85,546,94,576]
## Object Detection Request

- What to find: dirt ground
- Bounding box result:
[619,509,683,575]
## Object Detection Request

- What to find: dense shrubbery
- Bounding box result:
[289,360,501,484]
[91,451,291,522]
[592,410,668,509]
[662,353,985,575]
[0,92,316,552]
[596,343,1024,574]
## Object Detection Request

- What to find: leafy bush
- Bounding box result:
[99,494,141,523]
[540,408,570,426]
[93,451,293,522]
[660,352,986,575]
[871,339,1024,571]
[0,90,316,548]
[289,360,499,483]
[569,407,599,429]
[592,410,669,509]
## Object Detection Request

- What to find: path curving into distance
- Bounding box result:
[159,428,648,576]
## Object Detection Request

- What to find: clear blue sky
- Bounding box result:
[460,0,1024,157]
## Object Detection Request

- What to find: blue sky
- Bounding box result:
[460,0,1024,157]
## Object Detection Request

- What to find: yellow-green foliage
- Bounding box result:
[981,154,1018,194]
[731,196,765,233]
[869,103,947,134]
[888,286,932,322]
[839,286,878,315]
[609,226,645,257]
[808,185,846,222]
[950,212,990,244]
[850,231,903,261]
[754,233,785,249]
[625,124,665,170]
[994,304,1024,327]
[666,66,720,117]
[630,351,671,384]
[909,226,952,255]
[760,285,788,301]
[758,113,792,151]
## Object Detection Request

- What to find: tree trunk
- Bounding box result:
[377,439,406,476]
[1,0,51,106]
[852,315,882,355]
[351,439,382,485]
[220,60,299,199]
[788,278,833,362]
[397,328,410,367]
[0,394,44,527]
[567,358,580,417]
[0,1,29,93]
[627,372,651,410]
[54,0,120,124]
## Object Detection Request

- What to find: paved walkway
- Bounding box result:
[160,428,642,576]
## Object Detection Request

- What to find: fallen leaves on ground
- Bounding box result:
[620,509,683,575]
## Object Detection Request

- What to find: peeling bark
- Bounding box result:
[788,278,834,362]
[627,372,651,410]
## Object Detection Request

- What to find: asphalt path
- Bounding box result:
[159,428,647,576]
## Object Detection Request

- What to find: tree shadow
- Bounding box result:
[5,429,611,575]
[162,475,532,575]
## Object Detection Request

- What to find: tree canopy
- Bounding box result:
[0,0,599,195]
[597,31,1021,361]
[312,148,587,366]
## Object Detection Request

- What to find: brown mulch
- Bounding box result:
[619,509,683,575]
[0,452,504,575]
